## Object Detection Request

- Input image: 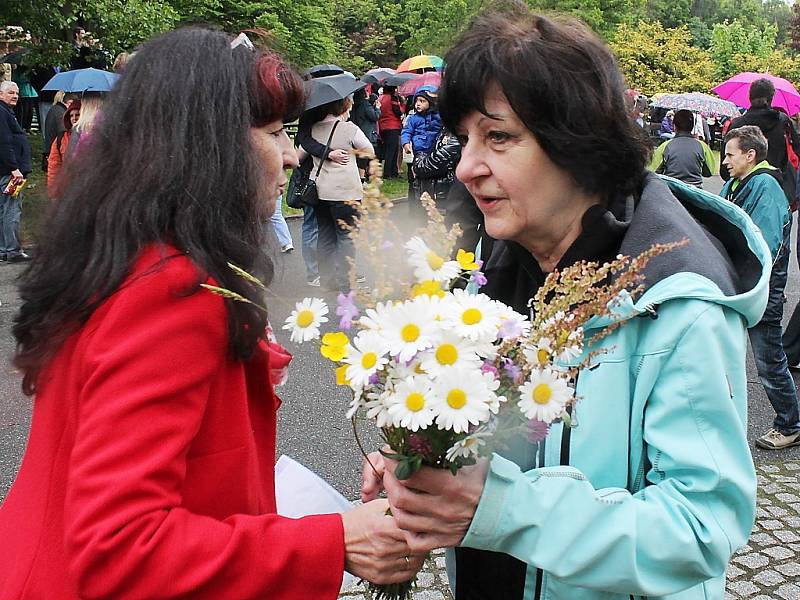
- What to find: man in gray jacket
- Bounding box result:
[650,109,715,188]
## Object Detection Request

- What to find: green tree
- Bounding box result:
[3,0,178,67]
[610,20,715,96]
[709,19,778,81]
[530,0,646,38]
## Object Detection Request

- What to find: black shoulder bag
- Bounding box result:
[288,120,340,209]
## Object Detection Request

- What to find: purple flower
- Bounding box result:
[527,419,550,443]
[368,373,380,385]
[497,318,523,340]
[336,291,360,330]
[470,270,488,288]
[480,361,499,378]
[407,433,433,456]
[502,360,522,383]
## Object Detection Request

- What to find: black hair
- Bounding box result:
[749,78,775,109]
[439,3,650,200]
[673,109,694,133]
[13,28,304,394]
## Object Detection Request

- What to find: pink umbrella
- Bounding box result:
[398,71,441,96]
[712,72,800,116]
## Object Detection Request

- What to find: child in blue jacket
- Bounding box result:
[401,86,442,157]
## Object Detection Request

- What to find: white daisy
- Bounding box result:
[358,301,394,331]
[554,328,584,363]
[517,367,573,423]
[443,288,503,343]
[405,237,461,282]
[479,369,505,414]
[344,330,390,387]
[385,356,423,384]
[381,297,437,362]
[430,367,494,434]
[445,430,491,461]
[365,388,393,428]
[496,304,532,340]
[523,336,554,367]
[282,297,328,343]
[419,330,483,375]
[385,376,437,431]
[345,387,366,419]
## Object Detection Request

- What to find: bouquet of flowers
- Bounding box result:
[207,159,682,599]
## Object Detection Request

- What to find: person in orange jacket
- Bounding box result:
[46,99,80,197]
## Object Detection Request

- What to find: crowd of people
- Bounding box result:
[0,2,799,599]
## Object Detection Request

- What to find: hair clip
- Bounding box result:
[230,32,254,51]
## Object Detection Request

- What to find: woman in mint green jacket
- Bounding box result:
[363,7,767,600]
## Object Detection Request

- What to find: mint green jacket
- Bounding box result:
[454,175,769,600]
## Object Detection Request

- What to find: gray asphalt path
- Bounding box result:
[2,177,800,504]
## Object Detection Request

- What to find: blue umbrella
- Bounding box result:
[42,68,119,92]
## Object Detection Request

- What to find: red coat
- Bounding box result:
[0,246,345,599]
[378,93,403,132]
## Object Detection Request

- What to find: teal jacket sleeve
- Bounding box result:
[461,304,757,596]
[742,177,789,259]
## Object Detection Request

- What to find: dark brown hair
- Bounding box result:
[13,28,305,394]
[439,3,650,200]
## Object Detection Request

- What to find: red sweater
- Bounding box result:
[378,93,403,132]
[0,246,344,599]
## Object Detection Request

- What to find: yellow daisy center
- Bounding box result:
[537,349,549,364]
[435,343,459,365]
[426,251,445,271]
[405,392,425,412]
[402,323,420,342]
[361,352,377,369]
[462,308,482,325]
[296,310,315,328]
[533,383,552,405]
[447,388,467,409]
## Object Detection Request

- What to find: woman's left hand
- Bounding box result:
[382,457,490,553]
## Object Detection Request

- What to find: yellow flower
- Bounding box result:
[320,332,349,362]
[336,364,350,386]
[412,280,446,299]
[456,249,480,271]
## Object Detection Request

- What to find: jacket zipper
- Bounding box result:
[533,372,579,599]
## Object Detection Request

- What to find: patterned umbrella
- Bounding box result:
[398,71,441,96]
[396,54,444,73]
[650,92,739,118]
[712,72,800,116]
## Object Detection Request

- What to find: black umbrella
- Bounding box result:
[1,49,30,65]
[361,68,396,85]
[304,74,366,112]
[304,63,345,79]
[382,73,418,88]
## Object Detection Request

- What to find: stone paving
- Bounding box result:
[340,462,800,600]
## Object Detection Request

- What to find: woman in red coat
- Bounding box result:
[1,28,422,599]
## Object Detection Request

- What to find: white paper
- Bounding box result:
[274,455,358,590]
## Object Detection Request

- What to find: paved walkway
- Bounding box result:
[339,461,800,600]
